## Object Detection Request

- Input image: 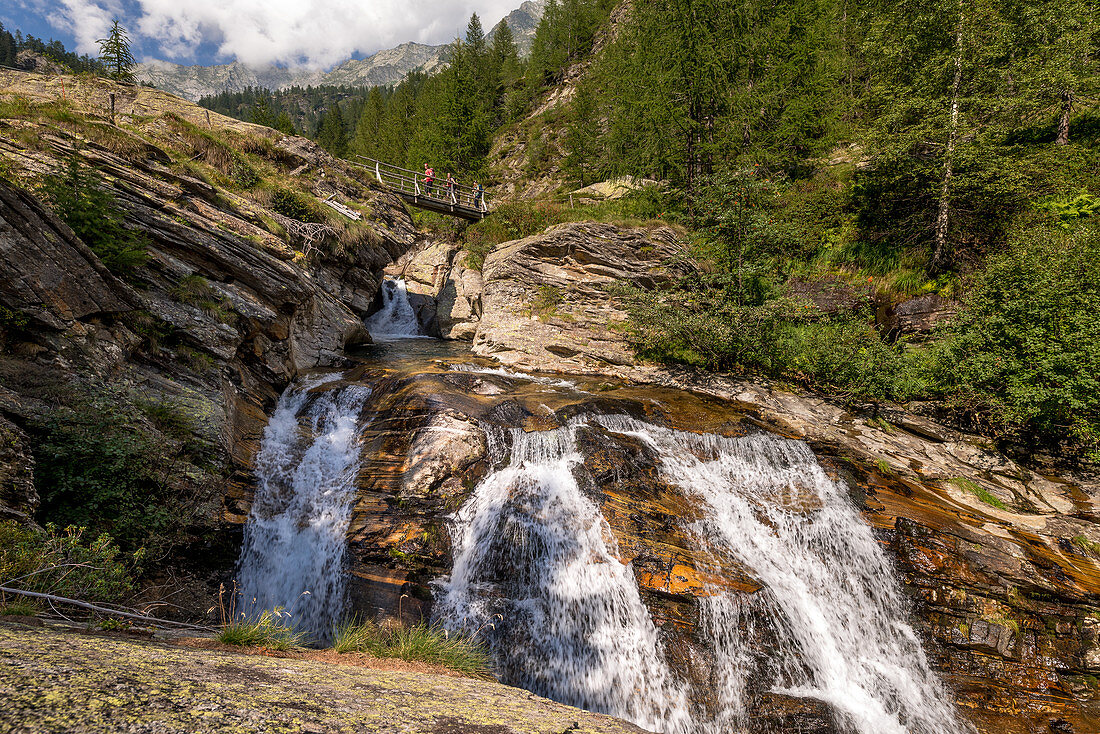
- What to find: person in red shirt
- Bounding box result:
[424,163,434,196]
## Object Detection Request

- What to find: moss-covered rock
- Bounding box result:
[0,622,648,734]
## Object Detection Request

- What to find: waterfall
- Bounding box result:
[600,416,968,734]
[236,376,371,642]
[366,278,422,339]
[434,423,694,734]
[436,415,966,734]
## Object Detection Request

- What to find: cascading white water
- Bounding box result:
[236,376,371,642]
[366,278,422,339]
[433,422,694,734]
[600,416,968,734]
[448,363,578,389]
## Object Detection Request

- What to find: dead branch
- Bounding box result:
[0,586,213,632]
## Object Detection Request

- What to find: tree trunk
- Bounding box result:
[1056,89,1073,146]
[930,23,964,276]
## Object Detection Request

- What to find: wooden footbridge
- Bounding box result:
[353,157,488,221]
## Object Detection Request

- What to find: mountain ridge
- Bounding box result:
[135,0,546,101]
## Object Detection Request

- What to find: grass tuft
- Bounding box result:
[216,608,306,651]
[331,618,492,678]
[0,599,41,616]
[952,477,1008,511]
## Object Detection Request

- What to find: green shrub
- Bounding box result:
[32,385,216,555]
[217,608,305,650]
[0,521,136,602]
[40,158,149,276]
[935,221,1100,460]
[171,274,233,322]
[270,187,321,222]
[331,618,492,678]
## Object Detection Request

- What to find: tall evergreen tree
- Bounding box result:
[317,101,349,157]
[351,87,386,158]
[97,20,135,82]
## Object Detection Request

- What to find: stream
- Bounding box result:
[235,279,967,734]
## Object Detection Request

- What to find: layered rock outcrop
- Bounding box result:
[382,237,483,339]
[0,70,415,535]
[0,622,649,734]
[473,221,689,372]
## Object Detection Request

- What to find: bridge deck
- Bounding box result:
[354,157,487,221]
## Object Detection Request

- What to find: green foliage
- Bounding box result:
[40,158,149,276]
[32,385,217,555]
[316,102,348,157]
[331,618,492,678]
[1037,191,1100,228]
[217,608,305,650]
[530,285,564,320]
[1071,535,1100,557]
[269,187,321,222]
[934,222,1100,459]
[0,305,29,343]
[528,0,616,88]
[96,20,135,82]
[0,521,136,602]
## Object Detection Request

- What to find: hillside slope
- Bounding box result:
[0,68,414,582]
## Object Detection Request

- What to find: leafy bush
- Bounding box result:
[934,221,1100,459]
[622,279,925,402]
[217,608,305,650]
[331,618,492,678]
[270,187,321,222]
[0,521,136,602]
[40,158,148,276]
[32,385,218,554]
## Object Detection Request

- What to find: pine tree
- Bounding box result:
[97,20,135,82]
[274,112,297,136]
[489,20,522,124]
[351,87,386,158]
[249,96,277,128]
[565,77,602,185]
[317,102,348,157]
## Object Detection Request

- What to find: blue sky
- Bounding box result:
[3,0,522,69]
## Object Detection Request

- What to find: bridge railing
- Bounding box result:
[354,157,488,213]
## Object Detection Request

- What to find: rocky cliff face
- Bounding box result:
[0,70,415,548]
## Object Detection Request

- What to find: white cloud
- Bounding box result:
[51,0,120,55]
[47,0,522,67]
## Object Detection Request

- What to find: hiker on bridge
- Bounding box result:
[474,182,484,211]
[423,164,435,196]
[446,173,456,202]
